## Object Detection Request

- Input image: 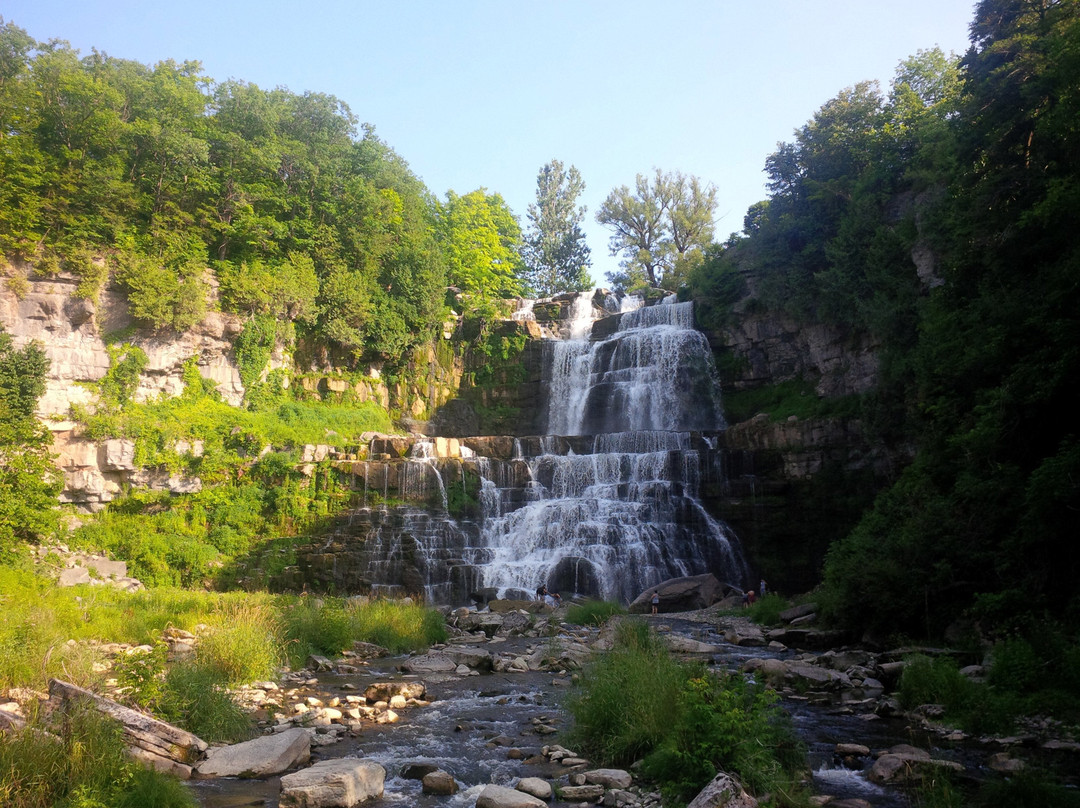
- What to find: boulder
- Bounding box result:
[560,784,605,801]
[279,758,385,807]
[421,769,459,795]
[515,777,552,800]
[476,783,548,808]
[400,653,458,673]
[628,574,725,614]
[363,682,426,702]
[584,768,633,789]
[686,772,757,808]
[778,603,817,623]
[197,728,311,778]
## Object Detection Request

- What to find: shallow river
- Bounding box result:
[188,617,977,808]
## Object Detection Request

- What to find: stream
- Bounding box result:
[186,612,986,808]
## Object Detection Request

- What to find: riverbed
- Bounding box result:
[187,611,988,808]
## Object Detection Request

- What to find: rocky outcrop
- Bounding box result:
[0,267,245,417]
[713,304,879,398]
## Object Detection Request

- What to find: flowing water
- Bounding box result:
[326,292,746,605]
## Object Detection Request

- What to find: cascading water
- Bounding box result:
[312,290,745,606]
[468,291,744,604]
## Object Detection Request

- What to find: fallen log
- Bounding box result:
[48,678,207,767]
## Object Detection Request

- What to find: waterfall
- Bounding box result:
[325,291,744,606]
[472,292,742,604]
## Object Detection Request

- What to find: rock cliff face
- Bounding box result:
[712,304,879,397]
[1,264,246,510]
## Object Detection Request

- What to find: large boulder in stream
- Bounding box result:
[196,727,311,778]
[476,784,547,808]
[628,574,726,613]
[279,758,385,807]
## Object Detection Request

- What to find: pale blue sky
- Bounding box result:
[4,1,976,284]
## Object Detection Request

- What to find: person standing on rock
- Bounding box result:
[759,579,767,598]
[536,583,548,602]
[651,590,660,615]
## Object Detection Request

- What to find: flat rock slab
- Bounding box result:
[476,784,547,808]
[584,768,633,789]
[197,727,311,778]
[279,758,385,807]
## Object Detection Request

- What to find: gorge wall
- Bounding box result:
[3,263,889,598]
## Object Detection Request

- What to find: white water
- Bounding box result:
[472,292,742,604]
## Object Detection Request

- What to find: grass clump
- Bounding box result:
[196,600,283,685]
[0,702,196,808]
[565,620,686,764]
[898,654,1013,734]
[563,600,626,627]
[566,619,807,805]
[747,592,788,626]
[282,597,447,666]
[157,661,256,743]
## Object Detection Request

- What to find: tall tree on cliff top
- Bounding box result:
[596,169,717,291]
[438,189,524,304]
[522,160,592,297]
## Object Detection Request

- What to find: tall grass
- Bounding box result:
[0,702,196,808]
[564,620,689,764]
[563,600,626,627]
[747,592,788,626]
[281,597,447,666]
[197,600,282,685]
[565,619,808,806]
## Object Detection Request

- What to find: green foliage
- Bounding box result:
[437,188,524,302]
[747,593,788,627]
[640,670,805,804]
[183,601,281,686]
[157,661,255,743]
[566,620,806,804]
[0,26,452,362]
[0,701,196,808]
[233,312,277,400]
[522,159,592,296]
[720,378,861,425]
[597,169,717,290]
[563,600,626,627]
[97,343,148,411]
[0,331,60,553]
[565,620,685,764]
[281,596,447,666]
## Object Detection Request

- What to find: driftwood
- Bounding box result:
[48,678,207,772]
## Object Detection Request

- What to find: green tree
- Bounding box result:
[437,189,523,301]
[522,159,592,296]
[596,169,717,290]
[0,330,60,552]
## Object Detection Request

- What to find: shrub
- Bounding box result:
[564,619,687,764]
[0,702,196,808]
[566,620,807,805]
[898,654,1014,734]
[748,592,787,626]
